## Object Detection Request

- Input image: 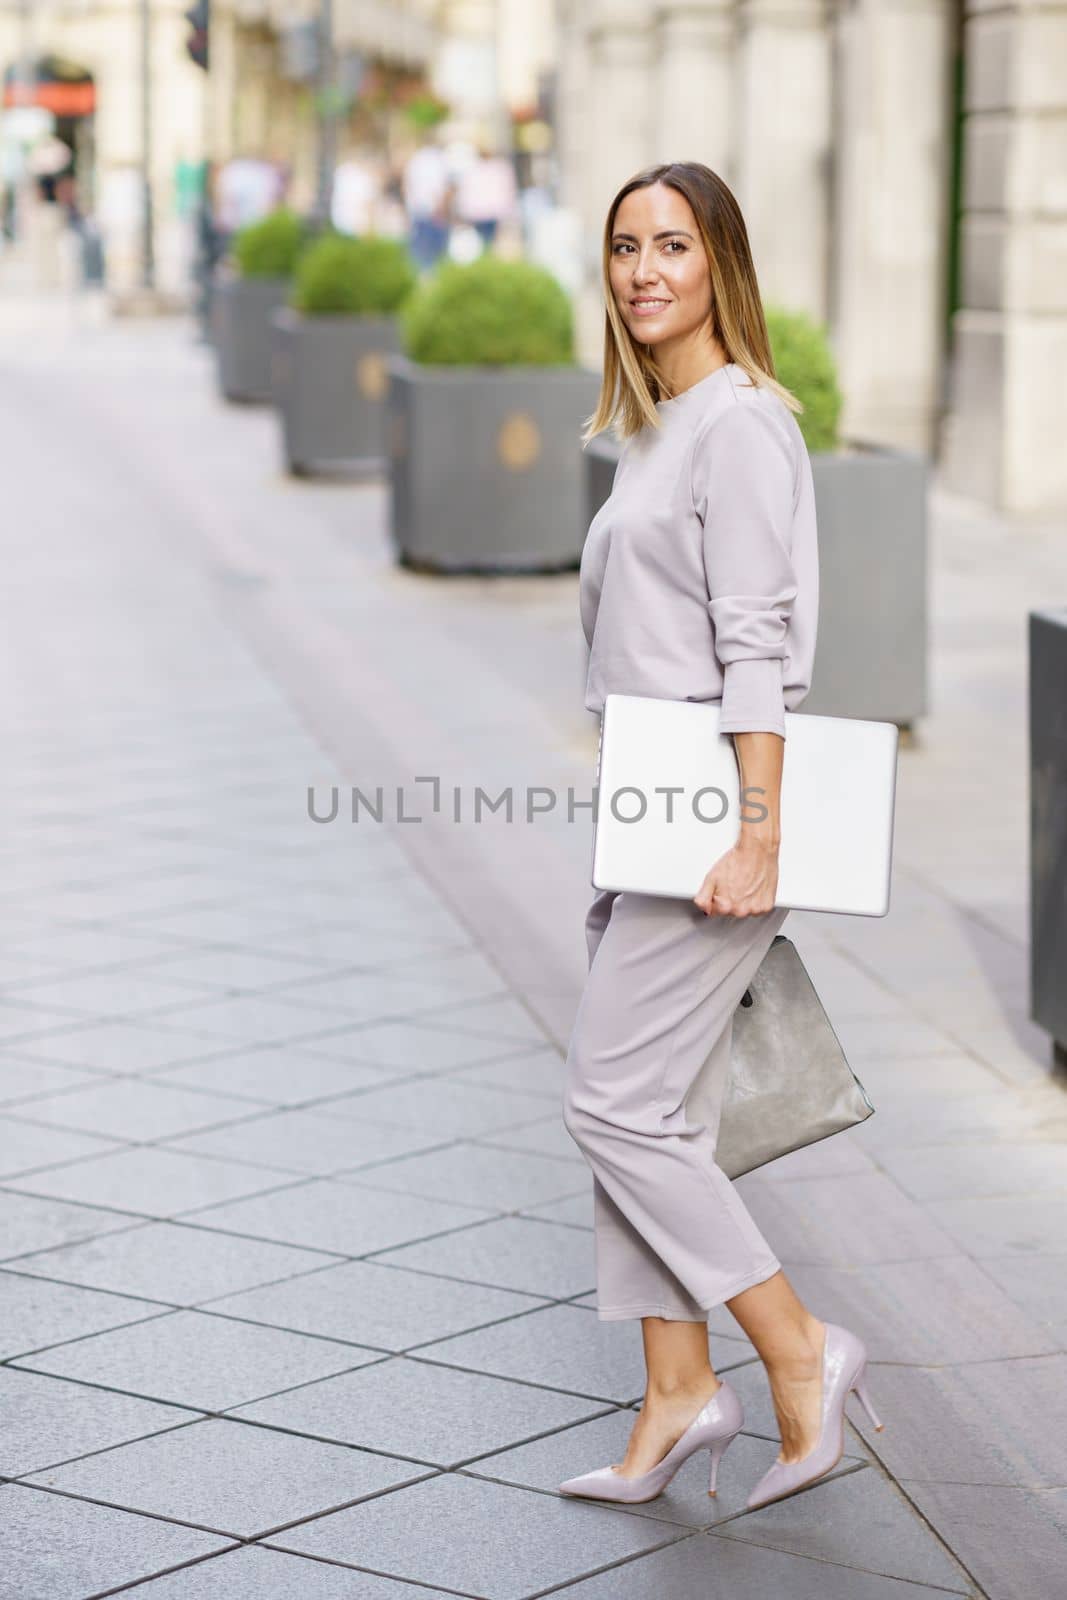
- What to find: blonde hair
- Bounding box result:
[582,161,801,445]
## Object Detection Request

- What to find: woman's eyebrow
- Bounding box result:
[611,229,695,243]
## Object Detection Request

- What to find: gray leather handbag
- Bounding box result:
[716,935,874,1180]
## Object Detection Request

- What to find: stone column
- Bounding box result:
[653,1,735,172]
[941,0,1067,513]
[831,0,956,451]
[734,0,833,321]
[572,0,654,363]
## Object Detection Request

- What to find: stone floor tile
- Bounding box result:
[927,1192,1067,1257]
[872,1140,1067,1202]
[898,1480,1067,1600]
[321,1077,553,1140]
[0,1056,100,1107]
[164,1105,445,1177]
[13,1218,338,1304]
[267,968,506,1024]
[158,989,414,1043]
[844,1356,1067,1488]
[521,1191,594,1230]
[745,1134,879,1182]
[9,1144,295,1217]
[304,1019,541,1075]
[0,1114,121,1178]
[0,1367,198,1478]
[554,1530,969,1598]
[714,1457,972,1592]
[784,1256,1059,1363]
[191,1176,493,1255]
[733,1172,960,1266]
[423,994,565,1048]
[0,1002,98,1043]
[977,1253,1067,1342]
[123,1544,452,1598]
[477,1115,586,1163]
[0,1482,232,1600]
[418,1302,678,1404]
[18,1078,256,1142]
[6,968,221,1018]
[24,1416,429,1540]
[156,1046,389,1105]
[851,1087,1067,1154]
[0,1269,163,1360]
[372,1214,596,1300]
[444,1046,565,1098]
[234,1356,603,1465]
[15,1308,376,1411]
[0,1188,135,1260]
[270,1471,684,1598]
[11,1020,229,1073]
[344,1142,587,1211]
[128,946,330,992]
[833,1018,961,1062]
[207,1258,545,1349]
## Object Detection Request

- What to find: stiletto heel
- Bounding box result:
[559,1380,744,1504]
[746,1322,886,1511]
[707,1434,734,1497]
[850,1364,885,1431]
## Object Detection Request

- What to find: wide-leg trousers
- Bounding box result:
[562,886,790,1322]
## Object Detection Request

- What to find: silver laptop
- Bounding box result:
[591,694,899,917]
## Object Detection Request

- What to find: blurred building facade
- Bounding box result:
[555,0,1067,516]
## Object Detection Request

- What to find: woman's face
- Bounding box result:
[608,182,712,349]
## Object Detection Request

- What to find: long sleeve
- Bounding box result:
[690,402,799,738]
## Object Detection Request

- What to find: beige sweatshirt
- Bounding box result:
[579,361,819,739]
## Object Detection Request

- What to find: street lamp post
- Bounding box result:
[314,0,336,229]
[140,0,154,289]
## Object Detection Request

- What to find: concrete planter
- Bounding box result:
[388,355,602,573]
[214,275,290,403]
[271,308,400,476]
[584,432,928,729]
[1030,609,1067,1063]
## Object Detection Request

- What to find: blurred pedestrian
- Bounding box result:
[453,142,518,253]
[402,140,451,271]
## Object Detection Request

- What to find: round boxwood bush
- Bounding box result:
[232,208,306,280]
[291,233,417,316]
[764,305,842,453]
[401,257,574,366]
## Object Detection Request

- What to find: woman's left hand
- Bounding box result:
[694,838,779,917]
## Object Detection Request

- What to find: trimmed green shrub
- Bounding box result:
[291,233,417,316]
[402,257,574,366]
[764,305,843,453]
[232,208,306,280]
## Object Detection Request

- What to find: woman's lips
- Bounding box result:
[630,298,671,316]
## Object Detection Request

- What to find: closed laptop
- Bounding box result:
[591,694,899,917]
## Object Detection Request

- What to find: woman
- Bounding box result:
[560,162,883,1512]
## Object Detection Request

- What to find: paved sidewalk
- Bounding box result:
[0,304,1063,1599]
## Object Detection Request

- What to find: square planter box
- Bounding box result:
[1030,609,1067,1063]
[584,431,928,729]
[388,355,602,573]
[271,308,401,476]
[213,274,290,403]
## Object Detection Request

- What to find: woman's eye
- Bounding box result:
[612,240,685,255]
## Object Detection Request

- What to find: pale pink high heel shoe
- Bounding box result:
[745,1321,885,1511]
[558,1379,744,1504]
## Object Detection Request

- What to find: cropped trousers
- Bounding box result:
[562,886,790,1322]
